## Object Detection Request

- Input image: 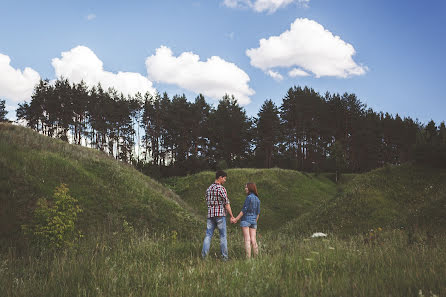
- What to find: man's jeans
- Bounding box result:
[201,216,228,260]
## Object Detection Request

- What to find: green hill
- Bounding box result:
[0,123,200,243]
[2,122,445,245]
[164,168,339,231]
[1,123,445,297]
[282,163,446,235]
[165,165,446,236]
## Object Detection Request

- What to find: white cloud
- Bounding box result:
[246,18,367,78]
[145,46,255,105]
[223,0,308,13]
[0,53,41,102]
[288,68,310,77]
[86,14,96,21]
[267,70,284,81]
[52,46,156,96]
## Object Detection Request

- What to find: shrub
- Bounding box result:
[22,183,83,249]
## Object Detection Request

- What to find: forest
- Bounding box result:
[3,78,446,177]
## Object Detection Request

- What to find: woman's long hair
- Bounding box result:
[246,182,258,196]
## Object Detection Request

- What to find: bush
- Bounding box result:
[22,183,83,249]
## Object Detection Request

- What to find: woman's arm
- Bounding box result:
[234,211,244,222]
[234,196,250,222]
[256,199,260,222]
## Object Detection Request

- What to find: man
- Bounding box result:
[201,170,234,260]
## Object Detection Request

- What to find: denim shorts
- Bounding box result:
[240,220,257,229]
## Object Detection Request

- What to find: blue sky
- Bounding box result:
[1,0,445,124]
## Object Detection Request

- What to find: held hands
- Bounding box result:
[230,216,238,224]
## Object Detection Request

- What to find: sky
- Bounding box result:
[1,0,445,125]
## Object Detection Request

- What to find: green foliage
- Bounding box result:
[22,184,83,249]
[0,99,8,122]
[16,76,446,175]
[255,99,281,168]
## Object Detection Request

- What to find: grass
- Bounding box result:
[1,123,446,296]
[1,229,444,297]
[282,164,446,236]
[164,168,338,231]
[0,123,200,244]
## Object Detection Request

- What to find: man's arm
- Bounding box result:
[225,203,234,219]
[219,186,233,219]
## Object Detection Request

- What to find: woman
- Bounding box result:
[232,182,261,259]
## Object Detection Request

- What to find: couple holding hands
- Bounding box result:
[201,170,261,260]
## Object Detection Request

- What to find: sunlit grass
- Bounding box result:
[1,229,445,297]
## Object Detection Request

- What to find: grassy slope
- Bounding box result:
[164,168,338,231]
[283,164,446,235]
[2,122,445,242]
[0,123,200,242]
[165,165,446,236]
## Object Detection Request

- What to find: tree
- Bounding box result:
[439,122,446,145]
[129,92,144,161]
[280,86,323,170]
[190,94,211,159]
[425,120,437,144]
[0,99,8,122]
[331,140,346,183]
[169,94,193,163]
[22,184,83,249]
[208,94,252,167]
[255,99,280,168]
[72,80,90,145]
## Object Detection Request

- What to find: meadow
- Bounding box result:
[1,123,445,296]
[1,229,444,297]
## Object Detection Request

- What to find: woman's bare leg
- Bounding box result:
[249,228,258,257]
[241,227,251,259]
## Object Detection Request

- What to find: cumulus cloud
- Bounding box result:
[0,53,41,102]
[145,46,255,105]
[288,68,310,77]
[52,46,156,96]
[267,70,284,81]
[223,0,308,13]
[246,18,367,78]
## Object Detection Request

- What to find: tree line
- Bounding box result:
[8,78,446,178]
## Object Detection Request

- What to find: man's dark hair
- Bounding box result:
[216,170,227,179]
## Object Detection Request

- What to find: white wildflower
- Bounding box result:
[311,232,327,238]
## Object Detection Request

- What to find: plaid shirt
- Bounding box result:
[205,183,230,218]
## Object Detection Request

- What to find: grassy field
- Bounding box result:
[1,230,444,297]
[1,123,445,296]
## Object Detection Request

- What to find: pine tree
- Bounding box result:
[255,99,280,168]
[0,99,8,122]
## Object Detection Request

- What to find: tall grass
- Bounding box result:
[1,229,444,297]
[0,123,201,244]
